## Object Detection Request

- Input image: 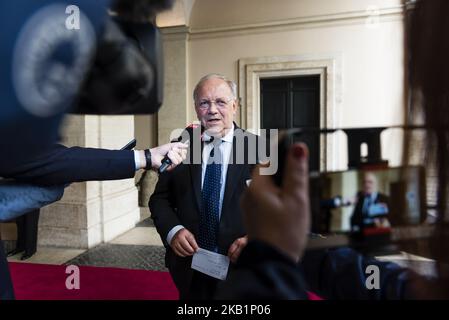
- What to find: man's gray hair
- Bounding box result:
[193,73,237,103]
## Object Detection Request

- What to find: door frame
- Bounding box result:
[238,54,343,171]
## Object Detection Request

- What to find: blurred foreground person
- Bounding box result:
[216,144,413,299]
[218,0,449,299]
[0,0,180,300]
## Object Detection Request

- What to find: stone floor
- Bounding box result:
[6,217,167,271]
[66,243,167,271]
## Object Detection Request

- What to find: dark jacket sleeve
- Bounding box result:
[0,180,65,222]
[215,240,309,300]
[149,169,182,246]
[2,144,135,185]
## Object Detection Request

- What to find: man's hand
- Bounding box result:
[227,236,248,263]
[241,143,310,263]
[170,228,199,257]
[149,142,188,171]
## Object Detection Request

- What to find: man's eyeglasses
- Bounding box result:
[196,97,234,110]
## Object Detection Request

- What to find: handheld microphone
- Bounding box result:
[158,124,200,174]
[158,158,171,174]
[121,138,137,150]
[158,139,189,173]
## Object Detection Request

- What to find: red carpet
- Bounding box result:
[9,262,179,300]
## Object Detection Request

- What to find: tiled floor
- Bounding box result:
[6,217,167,271]
[66,243,167,271]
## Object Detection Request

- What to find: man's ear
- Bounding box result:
[232,99,239,115]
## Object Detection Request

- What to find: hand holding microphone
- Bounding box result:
[158,123,201,173]
[158,140,189,174]
[152,142,189,173]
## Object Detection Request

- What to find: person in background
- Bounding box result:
[350,172,390,232]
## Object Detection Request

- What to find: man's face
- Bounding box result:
[194,78,237,137]
[362,173,377,195]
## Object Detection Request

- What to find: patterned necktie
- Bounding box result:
[199,141,222,251]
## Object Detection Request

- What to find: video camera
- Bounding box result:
[0,0,173,173]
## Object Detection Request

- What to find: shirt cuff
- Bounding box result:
[133,150,143,171]
[334,197,342,207]
[167,225,185,245]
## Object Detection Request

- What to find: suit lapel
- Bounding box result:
[190,140,204,212]
[190,164,202,212]
[221,163,243,219]
[221,133,244,219]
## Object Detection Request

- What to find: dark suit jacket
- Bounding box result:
[149,124,258,296]
[0,144,135,185]
[351,191,390,230]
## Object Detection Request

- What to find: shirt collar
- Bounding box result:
[221,124,234,143]
[202,123,234,143]
[365,192,378,200]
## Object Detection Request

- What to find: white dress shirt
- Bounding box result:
[133,151,143,170]
[166,125,235,246]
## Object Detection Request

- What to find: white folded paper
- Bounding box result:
[191,248,230,280]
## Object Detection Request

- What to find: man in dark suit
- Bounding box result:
[350,172,390,232]
[150,74,259,299]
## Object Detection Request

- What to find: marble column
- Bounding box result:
[136,26,191,217]
[158,26,190,145]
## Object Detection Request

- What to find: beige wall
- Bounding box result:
[189,0,403,30]
[187,22,404,126]
[134,115,157,150]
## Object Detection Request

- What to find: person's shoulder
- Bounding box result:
[355,190,364,198]
[233,125,259,139]
[377,192,390,201]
